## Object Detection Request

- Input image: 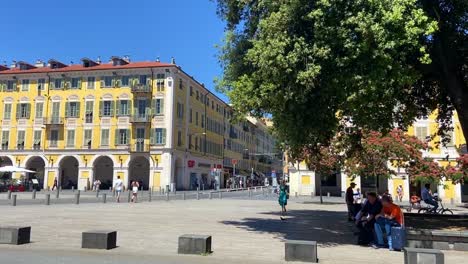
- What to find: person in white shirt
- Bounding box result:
[114,176,124,203]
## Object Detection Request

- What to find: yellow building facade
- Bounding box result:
[288,113,467,203]
[0,57,279,191]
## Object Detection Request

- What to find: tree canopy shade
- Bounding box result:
[214,0,468,153]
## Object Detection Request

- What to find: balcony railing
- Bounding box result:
[43,117,64,125]
[129,143,150,153]
[131,84,151,93]
[130,114,152,123]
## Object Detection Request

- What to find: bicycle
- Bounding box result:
[417,198,454,215]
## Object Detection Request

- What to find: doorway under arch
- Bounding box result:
[128,156,150,190]
[59,156,79,189]
[93,156,114,190]
[25,156,46,190]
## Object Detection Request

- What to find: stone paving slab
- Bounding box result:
[0,199,467,263]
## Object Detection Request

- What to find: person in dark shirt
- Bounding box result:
[355,192,382,246]
[346,182,357,221]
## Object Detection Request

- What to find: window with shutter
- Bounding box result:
[35,102,43,118]
[189,109,192,123]
[33,130,42,149]
[17,130,25,150]
[1,131,9,150]
[85,101,93,123]
[101,129,110,146]
[121,76,129,87]
[3,104,11,120]
[87,77,95,89]
[103,76,113,88]
[21,79,29,91]
[415,127,428,142]
[67,130,75,147]
[84,129,92,147]
[50,130,59,147]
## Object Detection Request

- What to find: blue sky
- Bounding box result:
[0,0,227,101]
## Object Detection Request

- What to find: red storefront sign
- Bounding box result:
[216,164,222,169]
[187,160,195,168]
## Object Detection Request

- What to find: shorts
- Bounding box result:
[116,189,122,193]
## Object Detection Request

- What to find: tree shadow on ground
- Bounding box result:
[221,209,358,247]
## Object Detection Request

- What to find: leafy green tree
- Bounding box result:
[215,0,467,153]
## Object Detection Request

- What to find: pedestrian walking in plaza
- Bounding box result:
[52,177,58,191]
[278,180,289,220]
[96,180,101,191]
[397,185,404,202]
[346,182,357,221]
[131,180,140,203]
[114,176,124,203]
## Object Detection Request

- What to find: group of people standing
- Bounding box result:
[346,183,404,251]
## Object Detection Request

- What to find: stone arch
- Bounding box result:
[128,156,150,190]
[92,156,114,190]
[0,156,14,182]
[58,156,79,189]
[25,156,46,190]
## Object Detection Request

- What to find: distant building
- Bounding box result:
[288,112,467,203]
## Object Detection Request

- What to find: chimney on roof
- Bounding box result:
[171,57,176,64]
[156,57,160,62]
[35,59,46,68]
[96,56,101,64]
[10,60,17,68]
[122,55,130,63]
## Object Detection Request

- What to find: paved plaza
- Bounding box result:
[0,196,467,263]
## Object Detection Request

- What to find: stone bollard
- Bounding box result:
[102,193,107,203]
[249,188,252,198]
[12,194,17,206]
[209,192,212,199]
[72,186,74,192]
[159,186,162,195]
[178,234,212,255]
[285,240,318,263]
[148,191,152,202]
[295,192,298,198]
[127,191,131,203]
[197,191,200,200]
[450,198,455,205]
[7,190,12,200]
[47,186,50,191]
[109,187,112,192]
[311,192,314,198]
[403,248,444,264]
[262,188,265,196]
[183,192,186,200]
[32,190,37,199]
[82,231,117,250]
[254,186,257,192]
[45,194,50,205]
[219,191,222,199]
[96,190,100,198]
[55,188,60,199]
[166,191,170,201]
[75,192,80,205]
[327,192,330,198]
[83,186,87,192]
[0,227,31,245]
[59,187,62,192]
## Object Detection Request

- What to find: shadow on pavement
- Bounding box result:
[221,209,357,247]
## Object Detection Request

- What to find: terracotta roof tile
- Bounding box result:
[0,61,174,75]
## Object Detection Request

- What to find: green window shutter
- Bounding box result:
[100,78,104,88]
[160,99,164,114]
[110,101,115,116]
[76,102,81,118]
[86,101,93,112]
[78,78,82,89]
[26,103,31,119]
[116,100,121,116]
[150,129,156,145]
[151,99,156,115]
[146,76,152,87]
[65,102,70,117]
[114,129,119,145]
[162,128,166,144]
[126,129,131,144]
[62,79,67,89]
[0,81,4,92]
[99,101,103,116]
[16,105,20,119]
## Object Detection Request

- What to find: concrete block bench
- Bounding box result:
[82,230,117,250]
[178,234,212,255]
[0,226,31,245]
[285,240,318,263]
[407,229,468,251]
[404,247,444,264]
